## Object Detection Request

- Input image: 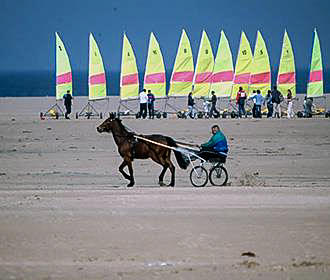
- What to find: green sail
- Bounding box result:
[307,29,323,97]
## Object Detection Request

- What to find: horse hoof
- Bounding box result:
[168,184,175,187]
[127,182,134,187]
[159,181,166,186]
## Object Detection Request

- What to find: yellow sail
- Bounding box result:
[143,32,166,97]
[89,33,107,100]
[168,29,194,96]
[249,31,271,96]
[120,33,139,100]
[277,30,296,97]
[209,30,234,97]
[55,32,72,100]
[231,31,253,99]
[193,30,214,97]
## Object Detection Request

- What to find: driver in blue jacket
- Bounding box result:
[200,125,228,155]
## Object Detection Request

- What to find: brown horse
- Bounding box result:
[96,117,189,187]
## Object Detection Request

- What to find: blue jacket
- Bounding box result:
[252,93,264,105]
[201,130,228,154]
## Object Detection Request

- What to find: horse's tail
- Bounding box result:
[166,136,190,170]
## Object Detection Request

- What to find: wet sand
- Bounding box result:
[0,97,330,279]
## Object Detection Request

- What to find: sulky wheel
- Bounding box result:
[190,166,208,187]
[209,165,228,186]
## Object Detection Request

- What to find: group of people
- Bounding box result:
[186,86,296,119]
[63,87,314,120]
[236,86,295,119]
[187,91,220,119]
[139,89,155,119]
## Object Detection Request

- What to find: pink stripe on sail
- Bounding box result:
[250,72,271,84]
[89,73,106,85]
[56,72,72,85]
[172,71,194,82]
[234,73,250,84]
[309,70,323,83]
[211,70,234,83]
[145,72,166,84]
[122,73,139,85]
[278,72,295,84]
[195,72,212,84]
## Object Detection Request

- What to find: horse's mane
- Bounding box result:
[114,118,135,136]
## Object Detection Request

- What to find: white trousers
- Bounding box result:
[273,103,281,118]
[287,101,294,118]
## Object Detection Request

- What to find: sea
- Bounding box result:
[0,69,328,97]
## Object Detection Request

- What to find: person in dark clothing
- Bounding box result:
[147,90,155,119]
[266,90,273,118]
[187,92,196,118]
[209,91,220,118]
[236,87,247,118]
[271,85,283,118]
[250,90,257,118]
[305,97,313,118]
[63,90,73,119]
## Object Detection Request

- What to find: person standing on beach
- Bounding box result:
[63,90,73,119]
[266,90,273,118]
[254,90,264,118]
[236,87,247,118]
[147,90,155,119]
[139,89,148,119]
[209,91,220,118]
[286,89,294,119]
[187,92,196,119]
[305,97,314,118]
[271,85,283,118]
[250,90,257,118]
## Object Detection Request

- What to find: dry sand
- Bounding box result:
[0,96,330,279]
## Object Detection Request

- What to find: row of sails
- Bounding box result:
[55,29,324,101]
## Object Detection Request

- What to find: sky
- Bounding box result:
[0,0,329,77]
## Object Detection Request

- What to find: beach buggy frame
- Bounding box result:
[134,136,228,187]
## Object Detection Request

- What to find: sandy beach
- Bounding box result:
[0,96,330,279]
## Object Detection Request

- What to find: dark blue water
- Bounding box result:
[0,69,328,97]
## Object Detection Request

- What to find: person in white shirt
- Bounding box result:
[139,89,148,119]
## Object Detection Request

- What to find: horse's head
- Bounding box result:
[97,117,121,133]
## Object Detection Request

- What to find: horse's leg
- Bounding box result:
[126,159,135,187]
[165,156,176,187]
[148,150,167,186]
[119,160,131,181]
[158,164,168,186]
